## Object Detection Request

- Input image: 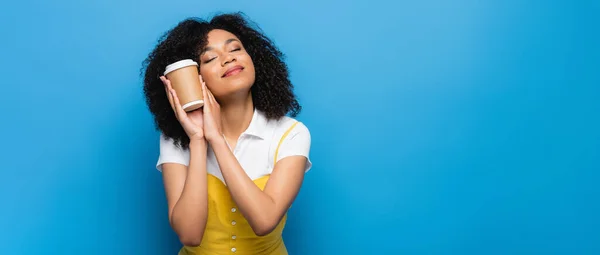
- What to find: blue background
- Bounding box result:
[1,0,598,254]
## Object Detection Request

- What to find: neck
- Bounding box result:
[220,93,254,140]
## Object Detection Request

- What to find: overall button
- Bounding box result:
[231,247,237,252]
[231,220,237,226]
[231,235,237,240]
[231,207,237,213]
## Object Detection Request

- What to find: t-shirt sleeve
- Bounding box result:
[275,122,313,172]
[156,133,189,172]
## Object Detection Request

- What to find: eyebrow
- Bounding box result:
[201,38,240,54]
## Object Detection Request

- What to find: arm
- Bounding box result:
[211,136,307,236]
[162,139,209,246]
[200,87,311,236]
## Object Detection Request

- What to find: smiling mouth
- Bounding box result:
[222,66,244,78]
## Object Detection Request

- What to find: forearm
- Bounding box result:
[170,140,209,243]
[210,137,278,234]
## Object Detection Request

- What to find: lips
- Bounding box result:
[222,65,244,78]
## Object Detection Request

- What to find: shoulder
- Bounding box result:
[159,133,188,152]
[269,116,311,141]
[268,116,312,171]
[156,133,190,171]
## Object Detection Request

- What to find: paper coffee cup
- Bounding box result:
[164,59,204,112]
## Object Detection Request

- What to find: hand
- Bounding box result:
[201,78,223,143]
[161,76,204,141]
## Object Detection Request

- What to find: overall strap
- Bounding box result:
[274,121,299,166]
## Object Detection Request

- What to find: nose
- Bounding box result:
[221,53,236,66]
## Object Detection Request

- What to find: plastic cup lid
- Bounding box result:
[164,59,198,75]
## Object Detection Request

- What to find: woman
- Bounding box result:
[141,12,312,255]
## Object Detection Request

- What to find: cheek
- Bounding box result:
[242,54,254,66]
[199,67,218,84]
[245,57,256,75]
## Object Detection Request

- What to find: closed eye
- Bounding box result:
[203,47,240,63]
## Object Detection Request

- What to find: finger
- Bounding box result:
[202,81,211,113]
[161,75,173,90]
[203,82,214,105]
[165,86,175,112]
[170,88,187,119]
[199,75,212,105]
[160,75,168,85]
[161,76,176,112]
[208,87,217,106]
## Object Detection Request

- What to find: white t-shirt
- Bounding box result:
[155,109,312,183]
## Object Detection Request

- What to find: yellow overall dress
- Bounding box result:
[179,122,299,255]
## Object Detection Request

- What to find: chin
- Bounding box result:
[227,72,254,88]
[227,77,252,90]
[216,79,254,99]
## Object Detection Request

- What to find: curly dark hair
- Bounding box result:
[141,12,301,149]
